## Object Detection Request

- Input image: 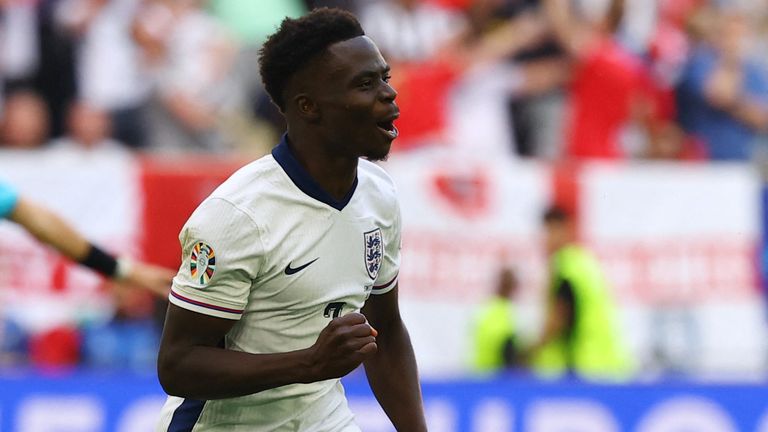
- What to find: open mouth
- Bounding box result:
[376,120,399,140]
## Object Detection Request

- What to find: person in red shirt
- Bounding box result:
[544,0,651,159]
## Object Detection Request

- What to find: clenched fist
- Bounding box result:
[306,312,378,381]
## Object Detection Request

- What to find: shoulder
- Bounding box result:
[357,159,399,208]
[357,159,397,196]
[186,154,282,229]
[208,154,282,208]
[357,160,401,227]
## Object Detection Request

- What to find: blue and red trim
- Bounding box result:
[373,273,398,291]
[171,290,244,315]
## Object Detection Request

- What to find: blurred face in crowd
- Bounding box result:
[544,219,572,255]
[496,268,519,299]
[1,92,49,149]
[68,102,111,148]
[715,12,752,60]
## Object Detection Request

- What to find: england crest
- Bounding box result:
[364,228,383,280]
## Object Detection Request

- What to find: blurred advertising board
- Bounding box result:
[2,372,768,432]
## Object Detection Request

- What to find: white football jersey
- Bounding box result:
[157,137,401,432]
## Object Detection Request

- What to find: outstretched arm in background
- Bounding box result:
[362,285,428,432]
[8,196,174,296]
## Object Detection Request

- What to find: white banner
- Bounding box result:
[383,155,767,376]
[0,147,141,331]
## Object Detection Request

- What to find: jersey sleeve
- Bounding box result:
[0,182,19,219]
[370,200,401,295]
[169,197,263,320]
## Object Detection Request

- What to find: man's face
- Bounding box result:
[307,36,399,161]
[544,221,569,255]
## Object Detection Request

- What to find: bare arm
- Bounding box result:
[523,280,574,361]
[157,304,377,400]
[542,0,597,57]
[362,286,427,432]
[8,197,174,296]
[9,197,91,261]
[464,12,549,67]
[705,62,768,131]
[534,297,571,350]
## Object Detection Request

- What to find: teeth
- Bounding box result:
[378,123,398,139]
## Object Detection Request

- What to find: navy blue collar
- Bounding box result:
[272,135,358,211]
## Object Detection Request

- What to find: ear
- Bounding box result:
[293,94,320,122]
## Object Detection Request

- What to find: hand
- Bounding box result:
[120,261,175,298]
[706,64,743,110]
[307,312,378,381]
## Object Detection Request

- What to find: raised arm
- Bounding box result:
[362,285,427,431]
[157,304,378,400]
[542,0,623,57]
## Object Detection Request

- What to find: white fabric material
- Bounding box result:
[0,4,38,79]
[158,154,401,431]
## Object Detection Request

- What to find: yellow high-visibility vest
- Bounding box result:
[532,244,633,380]
[472,297,516,372]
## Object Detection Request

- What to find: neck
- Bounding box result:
[286,130,358,201]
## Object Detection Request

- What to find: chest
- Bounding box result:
[250,212,386,316]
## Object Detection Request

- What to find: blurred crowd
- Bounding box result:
[0,0,766,162]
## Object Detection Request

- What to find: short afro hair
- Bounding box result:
[542,205,571,224]
[258,8,365,111]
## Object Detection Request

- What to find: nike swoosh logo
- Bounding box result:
[284,258,318,275]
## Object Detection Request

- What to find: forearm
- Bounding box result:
[364,319,426,432]
[731,100,768,131]
[9,198,90,261]
[158,344,313,400]
[542,0,590,56]
[470,13,547,66]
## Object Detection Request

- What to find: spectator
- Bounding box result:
[56,0,152,148]
[49,101,124,152]
[133,0,237,152]
[471,266,520,373]
[207,0,307,157]
[360,0,466,63]
[1,0,78,139]
[448,0,561,157]
[543,0,653,159]
[676,7,768,161]
[526,206,632,381]
[0,90,49,149]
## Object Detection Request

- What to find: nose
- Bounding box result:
[379,81,397,102]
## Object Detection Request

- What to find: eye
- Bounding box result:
[359,79,373,89]
[382,74,392,83]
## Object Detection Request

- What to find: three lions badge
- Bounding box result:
[364,228,383,280]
